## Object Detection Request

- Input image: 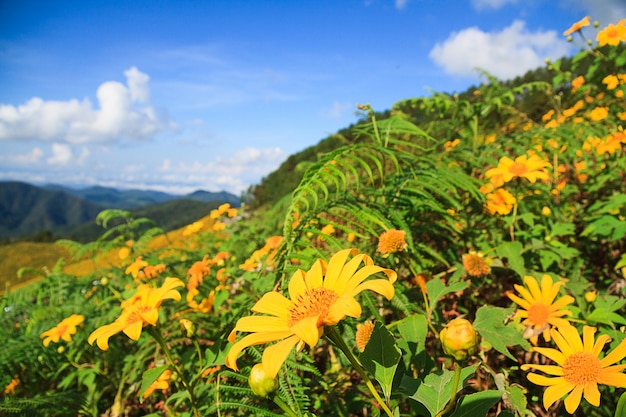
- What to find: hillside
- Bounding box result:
[0,181,105,239]
[0,181,240,242]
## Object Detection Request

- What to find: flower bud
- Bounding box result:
[179,319,196,338]
[440,318,477,361]
[100,277,109,286]
[57,346,65,354]
[541,206,551,217]
[584,290,597,303]
[248,364,277,397]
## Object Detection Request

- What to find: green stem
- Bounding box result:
[435,360,462,417]
[148,327,201,417]
[326,326,395,417]
[273,395,299,417]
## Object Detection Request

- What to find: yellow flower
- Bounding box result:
[225,249,396,378]
[377,229,408,255]
[486,154,551,185]
[40,314,85,347]
[521,325,626,414]
[507,275,574,344]
[440,318,478,361]
[183,221,204,236]
[3,375,19,395]
[143,369,172,398]
[125,257,148,279]
[485,188,516,215]
[212,221,226,231]
[320,224,336,235]
[570,75,585,93]
[602,74,619,90]
[563,16,590,36]
[87,277,184,350]
[462,251,491,277]
[187,255,211,292]
[588,107,609,121]
[597,22,626,47]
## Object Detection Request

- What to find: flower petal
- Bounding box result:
[225,331,293,371]
[262,335,301,379]
[532,347,566,365]
[352,278,395,300]
[524,364,564,376]
[598,368,626,387]
[564,384,583,414]
[290,315,322,347]
[252,291,292,317]
[543,380,575,410]
[326,296,361,325]
[524,276,542,303]
[583,382,600,407]
[123,321,144,341]
[600,338,626,367]
[323,249,357,291]
[288,270,307,300]
[508,293,531,310]
[582,326,596,352]
[592,334,611,357]
[526,373,565,386]
[234,315,290,333]
[305,259,325,290]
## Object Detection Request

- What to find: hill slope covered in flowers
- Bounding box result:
[1,17,626,417]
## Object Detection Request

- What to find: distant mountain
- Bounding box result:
[43,184,240,209]
[0,181,105,239]
[0,181,241,242]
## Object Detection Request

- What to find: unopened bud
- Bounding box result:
[584,290,597,303]
[57,346,65,354]
[248,364,277,397]
[440,318,477,361]
[101,277,109,286]
[541,206,552,217]
[180,319,196,337]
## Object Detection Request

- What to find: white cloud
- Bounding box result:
[0,67,174,144]
[429,20,571,81]
[47,143,73,165]
[12,147,44,164]
[395,0,409,10]
[471,0,518,11]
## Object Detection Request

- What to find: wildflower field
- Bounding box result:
[2,17,626,417]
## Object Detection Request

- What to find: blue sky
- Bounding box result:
[1,0,624,196]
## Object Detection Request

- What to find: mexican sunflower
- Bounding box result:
[485,154,551,186]
[507,275,574,344]
[226,248,397,378]
[40,314,85,347]
[88,277,184,350]
[563,16,590,36]
[522,325,626,414]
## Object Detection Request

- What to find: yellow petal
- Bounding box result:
[592,334,611,356]
[532,347,566,365]
[305,259,324,289]
[525,364,563,376]
[582,382,600,407]
[582,326,596,352]
[563,384,583,414]
[550,295,574,311]
[234,316,290,333]
[527,373,565,386]
[598,368,626,387]
[323,249,357,291]
[540,275,556,304]
[288,270,307,300]
[514,284,535,304]
[600,338,626,367]
[290,315,321,347]
[123,321,144,341]
[337,254,367,285]
[352,278,395,300]
[326,296,361,325]
[507,293,531,310]
[550,326,576,357]
[262,335,301,379]
[524,276,542,303]
[225,331,292,371]
[42,336,52,347]
[560,325,583,352]
[252,291,292,317]
[340,265,396,296]
[543,380,575,410]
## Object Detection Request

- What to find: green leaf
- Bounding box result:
[396,313,429,370]
[448,390,503,417]
[359,321,402,402]
[495,241,525,277]
[409,365,477,416]
[425,278,469,316]
[616,391,626,417]
[505,384,527,417]
[139,365,169,401]
[474,305,530,360]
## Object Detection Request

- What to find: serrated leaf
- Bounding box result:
[587,309,626,326]
[474,305,530,360]
[409,365,477,416]
[448,390,503,417]
[140,365,169,401]
[359,321,401,402]
[505,384,527,417]
[495,241,525,277]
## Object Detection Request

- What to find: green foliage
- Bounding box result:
[2,24,626,417]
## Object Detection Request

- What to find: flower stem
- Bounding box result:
[326,326,395,417]
[273,395,299,417]
[148,327,201,417]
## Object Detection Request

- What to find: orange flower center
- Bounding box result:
[509,162,528,176]
[563,352,601,385]
[527,302,550,325]
[288,288,338,327]
[463,254,490,277]
[56,324,69,337]
[125,305,153,325]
